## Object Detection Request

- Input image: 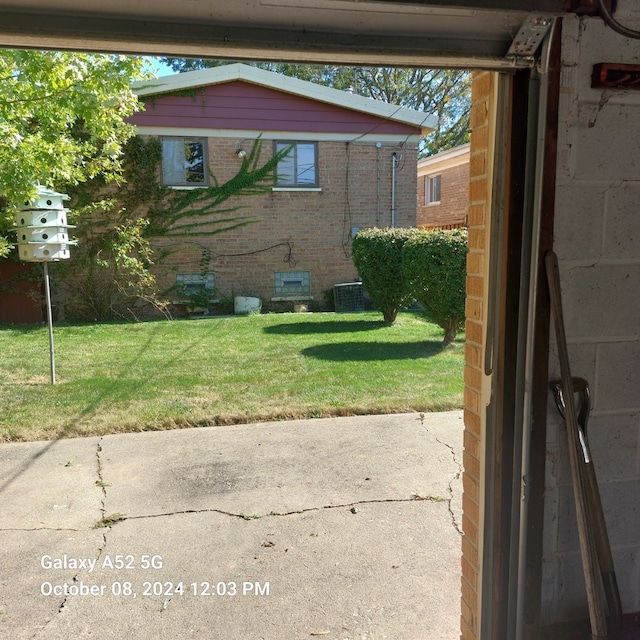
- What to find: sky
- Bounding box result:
[144,56,175,77]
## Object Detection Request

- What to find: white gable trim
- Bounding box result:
[135,126,422,145]
[134,63,436,134]
[417,142,470,174]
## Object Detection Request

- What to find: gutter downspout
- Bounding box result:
[391,152,397,228]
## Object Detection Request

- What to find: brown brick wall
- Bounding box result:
[417,161,469,229]
[151,137,417,309]
[461,69,494,640]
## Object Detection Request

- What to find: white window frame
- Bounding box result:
[161,137,208,187]
[274,141,319,188]
[426,174,441,205]
[273,270,311,296]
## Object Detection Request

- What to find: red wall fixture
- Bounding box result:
[592,63,640,89]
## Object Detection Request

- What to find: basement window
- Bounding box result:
[274,270,311,295]
[176,273,215,298]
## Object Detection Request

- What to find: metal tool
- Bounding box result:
[546,250,608,639]
[552,377,623,640]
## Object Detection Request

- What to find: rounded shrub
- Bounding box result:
[351,227,418,323]
[403,228,468,344]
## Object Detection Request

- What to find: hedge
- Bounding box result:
[403,228,468,344]
[351,227,419,323]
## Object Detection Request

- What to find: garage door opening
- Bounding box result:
[3,4,624,639]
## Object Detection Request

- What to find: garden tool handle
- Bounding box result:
[546,251,608,639]
[551,377,623,638]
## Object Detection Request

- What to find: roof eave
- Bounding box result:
[134,63,437,133]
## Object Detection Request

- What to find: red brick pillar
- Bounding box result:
[460,69,496,640]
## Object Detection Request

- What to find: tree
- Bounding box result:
[0,50,148,256]
[403,228,468,344]
[158,59,470,157]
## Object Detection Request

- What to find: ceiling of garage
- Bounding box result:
[0,1,602,69]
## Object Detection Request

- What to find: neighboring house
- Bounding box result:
[128,63,435,312]
[416,143,469,230]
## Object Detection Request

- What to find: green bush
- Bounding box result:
[351,227,418,323]
[403,228,468,344]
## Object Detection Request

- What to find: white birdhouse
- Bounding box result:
[14,187,76,263]
[18,187,68,211]
[16,209,69,228]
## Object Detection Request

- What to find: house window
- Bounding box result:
[275,142,318,187]
[161,137,208,186]
[274,271,311,295]
[426,174,441,204]
[176,273,215,299]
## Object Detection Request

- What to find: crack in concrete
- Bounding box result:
[55,574,78,614]
[108,495,446,526]
[94,437,109,554]
[95,437,107,522]
[94,437,109,555]
[27,439,110,638]
[0,527,80,532]
[418,412,463,536]
[433,434,464,536]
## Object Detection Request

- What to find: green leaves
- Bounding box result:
[351,228,419,323]
[352,227,468,343]
[0,50,149,255]
[98,136,288,240]
[403,229,468,344]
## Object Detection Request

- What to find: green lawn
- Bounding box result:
[0,311,464,442]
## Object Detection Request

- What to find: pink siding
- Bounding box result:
[130,81,420,135]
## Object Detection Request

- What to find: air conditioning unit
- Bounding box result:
[333,282,364,313]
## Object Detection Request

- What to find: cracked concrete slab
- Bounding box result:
[31,505,460,639]
[0,529,106,639]
[0,437,103,529]
[0,411,463,640]
[99,412,461,521]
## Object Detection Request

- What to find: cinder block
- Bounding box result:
[589,413,639,481]
[604,184,640,260]
[596,341,640,412]
[556,551,589,622]
[611,547,639,612]
[573,105,640,182]
[554,183,605,261]
[597,479,640,547]
[540,558,559,624]
[557,264,640,341]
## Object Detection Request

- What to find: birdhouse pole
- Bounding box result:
[42,262,56,384]
[14,186,76,385]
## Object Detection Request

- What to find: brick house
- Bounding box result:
[128,63,435,312]
[417,143,470,230]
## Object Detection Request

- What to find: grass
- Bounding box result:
[0,311,464,442]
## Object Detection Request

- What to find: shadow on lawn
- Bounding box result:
[263,319,387,335]
[301,340,446,361]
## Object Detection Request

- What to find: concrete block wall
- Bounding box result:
[153,137,417,308]
[542,8,640,625]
